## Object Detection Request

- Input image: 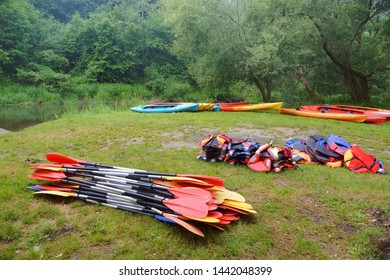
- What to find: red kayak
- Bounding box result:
[331,104,390,121]
[300,105,386,124]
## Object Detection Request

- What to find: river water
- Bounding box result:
[0,103,123,133]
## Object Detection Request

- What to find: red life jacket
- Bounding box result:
[344,145,381,173]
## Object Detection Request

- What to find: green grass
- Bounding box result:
[0,108,389,260]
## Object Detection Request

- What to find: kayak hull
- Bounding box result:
[279,108,368,123]
[131,103,199,113]
[220,102,283,111]
[300,105,386,124]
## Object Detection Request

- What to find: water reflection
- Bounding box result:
[0,105,65,132]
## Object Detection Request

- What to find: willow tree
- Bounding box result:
[306,0,390,102]
[161,0,287,102]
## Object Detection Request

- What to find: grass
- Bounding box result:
[0,108,389,260]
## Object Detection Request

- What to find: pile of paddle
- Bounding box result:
[27,153,256,237]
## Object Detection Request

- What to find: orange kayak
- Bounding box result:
[279,108,368,123]
[220,102,283,111]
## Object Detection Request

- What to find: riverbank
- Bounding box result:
[0,109,389,260]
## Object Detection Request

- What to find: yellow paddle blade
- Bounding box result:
[181,215,220,223]
[211,189,246,203]
[34,166,63,172]
[221,200,256,213]
[33,190,75,197]
[222,199,253,209]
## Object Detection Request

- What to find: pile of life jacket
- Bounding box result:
[285,134,387,174]
[197,133,297,173]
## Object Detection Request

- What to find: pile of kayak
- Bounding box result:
[27,153,256,237]
[131,102,283,113]
[279,104,390,124]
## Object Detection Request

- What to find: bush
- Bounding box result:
[16,63,70,91]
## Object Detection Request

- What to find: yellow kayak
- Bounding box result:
[220,102,283,111]
[279,108,368,123]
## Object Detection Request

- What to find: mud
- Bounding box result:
[368,207,390,259]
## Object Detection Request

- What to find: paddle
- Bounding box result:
[31,189,205,237]
[33,165,213,201]
[28,184,165,210]
[30,171,210,219]
[46,153,224,186]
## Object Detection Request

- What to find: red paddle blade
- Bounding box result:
[35,185,73,192]
[162,213,204,237]
[29,173,63,182]
[207,211,223,219]
[169,187,212,202]
[32,170,67,179]
[46,153,85,165]
[162,197,209,219]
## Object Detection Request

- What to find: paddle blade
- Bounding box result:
[169,187,212,202]
[32,190,75,197]
[162,197,209,219]
[178,174,224,186]
[162,213,205,237]
[211,189,246,203]
[46,153,84,165]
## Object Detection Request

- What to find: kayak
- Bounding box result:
[197,103,220,111]
[300,105,386,124]
[220,102,283,111]
[149,102,219,111]
[131,103,199,113]
[214,101,250,107]
[279,108,368,123]
[331,104,390,120]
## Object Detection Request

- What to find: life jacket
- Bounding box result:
[344,145,386,174]
[291,149,313,164]
[197,133,232,162]
[306,134,343,163]
[225,139,260,165]
[326,134,351,156]
[248,143,296,172]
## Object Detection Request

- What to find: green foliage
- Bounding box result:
[17,63,71,90]
[0,0,45,75]
[0,0,389,105]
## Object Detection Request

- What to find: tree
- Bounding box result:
[306,0,390,102]
[0,0,44,75]
[161,0,281,101]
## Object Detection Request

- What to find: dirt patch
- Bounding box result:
[370,232,390,260]
[224,125,318,144]
[161,141,196,150]
[297,208,326,224]
[368,208,390,259]
[368,207,389,228]
[295,196,327,224]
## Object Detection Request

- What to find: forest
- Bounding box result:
[1,0,390,106]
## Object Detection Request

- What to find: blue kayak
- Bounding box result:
[131,103,199,113]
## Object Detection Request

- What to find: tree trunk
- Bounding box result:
[251,75,271,102]
[343,70,370,102]
[321,42,371,102]
[297,68,322,102]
